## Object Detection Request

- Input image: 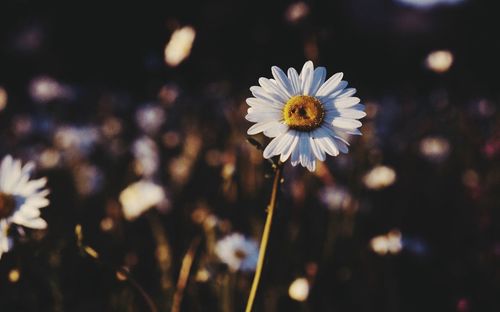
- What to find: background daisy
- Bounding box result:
[0,155,49,259]
[215,233,258,272]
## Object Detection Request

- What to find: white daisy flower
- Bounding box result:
[246,61,365,172]
[0,155,49,259]
[215,233,258,272]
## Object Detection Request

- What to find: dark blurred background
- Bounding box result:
[1,0,500,311]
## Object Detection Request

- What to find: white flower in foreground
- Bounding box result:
[119,180,167,221]
[215,233,258,272]
[0,155,49,259]
[246,61,365,171]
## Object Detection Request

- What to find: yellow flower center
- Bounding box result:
[0,192,16,219]
[283,95,325,131]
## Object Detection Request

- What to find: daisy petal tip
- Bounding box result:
[279,154,290,163]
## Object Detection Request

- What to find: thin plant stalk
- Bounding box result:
[75,225,158,312]
[116,266,159,312]
[147,212,174,298]
[171,237,201,312]
[245,164,283,312]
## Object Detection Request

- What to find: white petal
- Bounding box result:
[315,127,340,156]
[332,126,362,136]
[280,131,299,162]
[21,161,35,176]
[2,159,21,193]
[299,133,312,168]
[247,106,281,114]
[307,159,316,172]
[263,123,288,138]
[309,132,326,161]
[24,197,50,209]
[299,61,314,95]
[287,68,301,95]
[15,217,47,229]
[10,172,30,195]
[334,138,349,154]
[319,136,340,156]
[330,97,361,109]
[331,118,363,129]
[337,88,357,98]
[246,97,283,110]
[308,67,326,96]
[0,155,14,189]
[250,86,285,105]
[336,107,366,119]
[245,111,282,123]
[17,207,41,218]
[273,131,295,156]
[263,134,286,159]
[337,109,366,119]
[19,177,47,196]
[291,138,301,166]
[318,81,349,102]
[271,66,293,97]
[316,72,343,97]
[334,135,350,147]
[258,78,289,102]
[247,121,280,135]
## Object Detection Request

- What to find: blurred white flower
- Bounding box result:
[370,230,402,255]
[135,104,166,135]
[419,136,450,163]
[246,60,365,171]
[319,185,352,211]
[288,277,310,301]
[425,50,454,73]
[215,233,258,272]
[362,165,396,190]
[285,2,310,24]
[37,148,61,169]
[0,155,49,259]
[54,125,100,157]
[395,0,464,9]
[132,136,159,178]
[0,86,7,112]
[164,26,196,67]
[119,180,167,221]
[29,76,72,103]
